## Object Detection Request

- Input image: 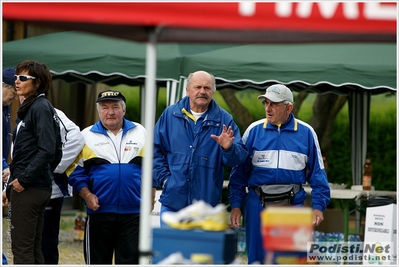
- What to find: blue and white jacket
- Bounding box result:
[153,96,248,211]
[67,118,146,214]
[228,113,330,211]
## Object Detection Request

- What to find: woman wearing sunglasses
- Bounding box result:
[4,60,62,264]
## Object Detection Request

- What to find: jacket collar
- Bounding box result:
[174,96,221,122]
[263,113,297,131]
[91,117,136,136]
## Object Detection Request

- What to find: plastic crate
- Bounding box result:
[152,228,236,264]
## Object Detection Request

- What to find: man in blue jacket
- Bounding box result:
[228,84,330,264]
[153,70,248,226]
[67,90,152,264]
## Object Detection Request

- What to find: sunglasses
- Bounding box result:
[14,75,36,82]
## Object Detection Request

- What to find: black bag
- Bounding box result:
[256,184,296,208]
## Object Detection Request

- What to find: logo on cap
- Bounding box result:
[96,90,126,103]
[100,91,120,98]
[267,86,281,94]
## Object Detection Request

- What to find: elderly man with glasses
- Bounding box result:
[228,84,330,264]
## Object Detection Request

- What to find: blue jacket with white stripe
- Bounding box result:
[67,118,146,214]
[228,113,330,211]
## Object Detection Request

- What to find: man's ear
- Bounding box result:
[286,103,294,113]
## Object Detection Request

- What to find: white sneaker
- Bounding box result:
[161,200,228,231]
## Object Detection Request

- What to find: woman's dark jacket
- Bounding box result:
[10,95,61,191]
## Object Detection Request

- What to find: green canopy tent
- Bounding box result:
[172,42,396,102]
[2,31,201,87]
[3,31,395,97]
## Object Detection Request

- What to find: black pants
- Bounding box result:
[11,187,51,264]
[84,213,140,264]
[41,197,64,264]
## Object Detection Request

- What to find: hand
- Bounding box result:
[230,207,242,228]
[2,168,10,182]
[85,192,100,211]
[2,192,8,207]
[210,124,235,150]
[9,179,25,193]
[313,209,324,226]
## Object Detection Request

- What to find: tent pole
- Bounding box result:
[140,84,146,124]
[349,90,370,187]
[349,90,371,235]
[139,28,158,264]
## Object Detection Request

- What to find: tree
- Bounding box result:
[309,93,347,161]
[218,88,254,131]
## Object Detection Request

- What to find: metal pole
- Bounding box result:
[139,29,157,265]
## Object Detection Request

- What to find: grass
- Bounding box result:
[60,216,76,231]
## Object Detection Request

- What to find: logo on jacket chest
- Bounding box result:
[124,147,139,153]
[253,152,271,163]
[125,141,139,152]
[94,141,110,146]
[252,150,277,167]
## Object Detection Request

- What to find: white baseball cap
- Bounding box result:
[257,84,293,103]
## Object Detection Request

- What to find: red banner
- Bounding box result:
[2,2,396,34]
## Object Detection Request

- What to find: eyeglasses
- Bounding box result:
[262,100,286,108]
[14,75,36,82]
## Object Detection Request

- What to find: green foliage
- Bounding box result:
[59,216,75,231]
[213,91,232,113]
[156,88,168,119]
[296,93,317,122]
[111,85,167,123]
[365,103,396,191]
[319,93,396,192]
[112,85,141,122]
[234,89,264,119]
[328,119,354,186]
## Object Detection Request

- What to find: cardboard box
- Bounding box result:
[261,206,313,252]
[363,201,397,265]
[151,228,236,264]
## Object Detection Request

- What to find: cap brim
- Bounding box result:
[96,97,123,102]
[257,94,266,99]
[257,94,282,102]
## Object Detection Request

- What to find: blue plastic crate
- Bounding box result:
[152,228,236,264]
